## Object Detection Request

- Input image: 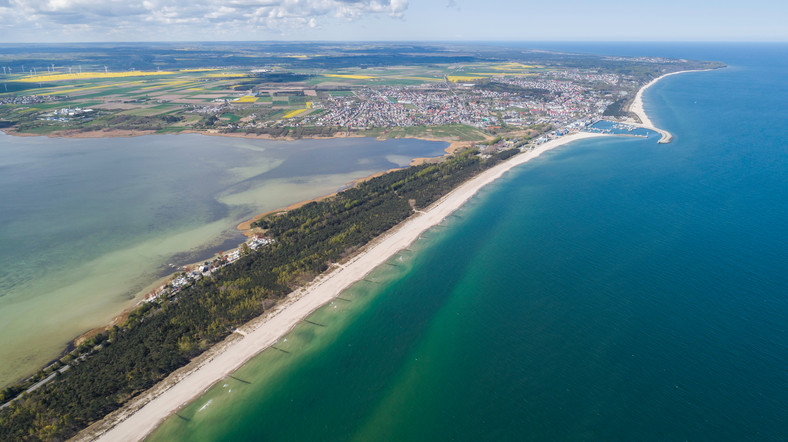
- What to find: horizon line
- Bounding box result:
[1,40,787,45]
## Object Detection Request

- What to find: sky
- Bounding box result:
[0,0,785,43]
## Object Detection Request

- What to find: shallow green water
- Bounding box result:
[0,134,446,385]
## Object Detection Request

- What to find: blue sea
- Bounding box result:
[149,43,788,440]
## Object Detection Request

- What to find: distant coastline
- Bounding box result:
[0,125,479,155]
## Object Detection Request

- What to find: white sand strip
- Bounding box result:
[629,69,711,143]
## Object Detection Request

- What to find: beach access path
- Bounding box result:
[78,132,605,442]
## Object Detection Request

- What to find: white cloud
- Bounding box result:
[0,0,409,39]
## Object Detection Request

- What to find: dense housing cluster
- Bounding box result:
[229,71,624,133]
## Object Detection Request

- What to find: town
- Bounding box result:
[201,69,628,136]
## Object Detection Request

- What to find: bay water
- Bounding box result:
[0,134,446,385]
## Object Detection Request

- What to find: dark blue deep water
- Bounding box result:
[150,44,788,441]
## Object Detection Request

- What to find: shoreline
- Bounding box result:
[0,126,480,154]
[627,69,713,143]
[80,131,605,442]
[235,142,465,237]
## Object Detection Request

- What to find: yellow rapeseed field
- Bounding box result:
[403,76,444,82]
[469,72,537,76]
[15,70,178,83]
[306,101,312,109]
[205,73,248,78]
[447,75,486,82]
[324,74,376,80]
[283,109,309,118]
[234,95,258,103]
[38,81,139,96]
[179,69,220,73]
[491,63,543,70]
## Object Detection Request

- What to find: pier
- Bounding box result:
[635,124,672,143]
[653,128,673,143]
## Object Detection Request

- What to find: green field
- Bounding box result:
[361,124,488,142]
[119,105,179,116]
[327,91,354,97]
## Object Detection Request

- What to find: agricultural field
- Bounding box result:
[233,95,258,103]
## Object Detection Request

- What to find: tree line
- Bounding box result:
[0,146,519,441]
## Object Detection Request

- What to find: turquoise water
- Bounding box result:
[154,43,786,440]
[0,135,446,386]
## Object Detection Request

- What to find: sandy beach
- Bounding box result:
[77,131,604,441]
[628,69,710,143]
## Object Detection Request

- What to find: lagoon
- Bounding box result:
[0,133,447,386]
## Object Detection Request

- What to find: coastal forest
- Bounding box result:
[0,147,518,441]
